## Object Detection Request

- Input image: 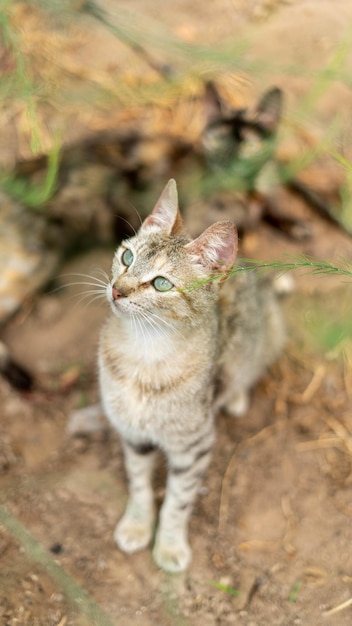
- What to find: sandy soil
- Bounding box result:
[1,1,352,625]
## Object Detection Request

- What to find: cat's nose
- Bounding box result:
[112,286,122,300]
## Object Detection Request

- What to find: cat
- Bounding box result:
[10,83,284,240]
[98,178,285,573]
[188,82,312,239]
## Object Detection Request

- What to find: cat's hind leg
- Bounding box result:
[115,440,157,554]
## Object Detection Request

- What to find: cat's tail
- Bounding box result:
[0,341,33,391]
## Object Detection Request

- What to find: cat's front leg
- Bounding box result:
[115,440,157,554]
[153,429,214,573]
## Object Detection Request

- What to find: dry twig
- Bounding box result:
[323,596,352,617]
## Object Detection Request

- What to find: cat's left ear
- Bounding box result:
[186,221,238,277]
[141,179,184,235]
[203,81,225,122]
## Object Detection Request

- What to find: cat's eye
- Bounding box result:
[152,276,174,292]
[121,248,134,267]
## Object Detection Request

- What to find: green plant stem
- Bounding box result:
[239,256,352,278]
[181,256,352,291]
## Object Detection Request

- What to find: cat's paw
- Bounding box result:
[153,538,192,573]
[226,390,249,417]
[114,516,153,554]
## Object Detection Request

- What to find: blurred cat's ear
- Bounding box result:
[141,179,184,235]
[186,221,238,276]
[204,81,224,122]
[253,87,283,133]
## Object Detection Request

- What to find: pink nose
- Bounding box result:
[112,286,121,300]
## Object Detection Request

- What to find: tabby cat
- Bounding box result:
[98,178,284,572]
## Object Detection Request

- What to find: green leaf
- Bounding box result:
[210,581,240,597]
[289,580,302,602]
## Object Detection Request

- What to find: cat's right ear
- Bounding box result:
[186,220,238,277]
[141,179,184,235]
[254,87,283,133]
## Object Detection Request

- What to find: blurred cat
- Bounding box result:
[1,85,284,390]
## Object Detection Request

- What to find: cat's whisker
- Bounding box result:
[127,202,143,228]
[146,309,185,340]
[60,272,109,288]
[146,314,167,358]
[133,310,151,346]
[76,290,107,300]
[132,308,160,348]
[50,281,106,296]
[144,316,168,355]
[60,281,108,291]
[94,268,110,282]
[70,286,107,296]
[134,312,154,356]
[131,311,140,346]
[145,313,178,348]
[138,315,152,356]
[68,288,107,309]
[137,309,175,349]
[79,293,109,310]
[117,214,138,236]
[71,294,104,307]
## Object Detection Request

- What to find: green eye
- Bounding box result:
[153,276,174,292]
[121,248,134,267]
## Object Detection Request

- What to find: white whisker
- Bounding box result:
[95,268,110,282]
[59,282,108,291]
[60,272,108,287]
[146,309,185,340]
[137,308,175,349]
[136,313,150,355]
[117,214,138,236]
[52,271,109,307]
[80,294,108,310]
[74,289,107,298]
[71,291,107,309]
[131,311,139,345]
[127,202,143,228]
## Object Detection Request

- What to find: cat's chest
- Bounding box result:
[98,316,215,435]
[99,347,204,438]
[100,342,183,398]
[99,317,182,387]
[99,335,201,404]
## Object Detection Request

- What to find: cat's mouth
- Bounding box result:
[108,287,140,317]
[111,297,132,315]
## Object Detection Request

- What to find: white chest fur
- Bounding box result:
[98,313,216,444]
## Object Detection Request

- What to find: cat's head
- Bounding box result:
[107,179,238,326]
[201,82,283,170]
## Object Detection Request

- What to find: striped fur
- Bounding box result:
[98,179,285,572]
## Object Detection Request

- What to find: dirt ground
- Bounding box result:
[2,1,352,625]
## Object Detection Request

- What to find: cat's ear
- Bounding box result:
[253,87,283,133]
[141,179,184,235]
[203,81,224,122]
[186,221,238,277]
